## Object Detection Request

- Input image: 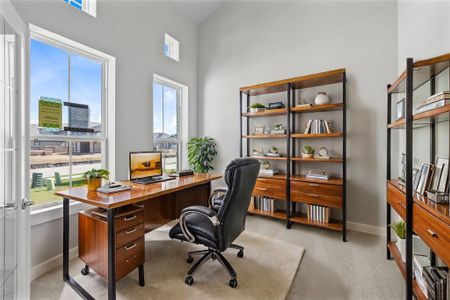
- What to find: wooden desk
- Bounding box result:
[56,173,221,300]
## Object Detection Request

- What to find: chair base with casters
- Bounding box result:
[184,244,243,288]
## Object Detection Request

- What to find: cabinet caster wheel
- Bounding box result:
[81,265,90,276]
[229,278,238,288]
[185,276,194,286]
[237,250,244,258]
[286,221,292,229]
[186,256,194,263]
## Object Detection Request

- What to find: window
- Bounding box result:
[63,0,97,17]
[29,29,112,209]
[153,78,181,173]
[164,33,179,62]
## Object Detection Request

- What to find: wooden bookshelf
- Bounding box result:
[291,132,343,138]
[242,134,287,139]
[291,103,344,113]
[386,53,450,299]
[242,108,287,118]
[240,68,347,241]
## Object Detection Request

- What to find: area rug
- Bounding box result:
[31,223,304,300]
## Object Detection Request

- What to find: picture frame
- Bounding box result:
[252,147,264,156]
[430,156,449,193]
[396,99,405,120]
[254,126,265,135]
[416,163,433,195]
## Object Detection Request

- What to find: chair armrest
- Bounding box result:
[209,187,228,207]
[179,206,220,243]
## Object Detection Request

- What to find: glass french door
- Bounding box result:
[0,11,23,300]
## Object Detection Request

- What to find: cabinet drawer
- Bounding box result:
[117,237,144,263]
[291,181,342,197]
[256,178,286,190]
[116,249,145,280]
[413,204,450,266]
[253,186,286,200]
[387,182,406,220]
[116,223,145,249]
[116,211,144,232]
[291,191,342,208]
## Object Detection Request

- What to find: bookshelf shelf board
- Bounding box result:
[291,132,343,138]
[240,68,345,96]
[388,104,450,129]
[290,175,343,186]
[252,156,287,161]
[291,103,344,113]
[290,213,342,231]
[247,208,287,220]
[388,179,449,224]
[387,241,427,300]
[388,53,450,94]
[242,108,287,118]
[291,157,344,163]
[258,174,287,180]
[242,134,288,139]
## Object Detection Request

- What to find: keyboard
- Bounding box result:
[133,176,174,185]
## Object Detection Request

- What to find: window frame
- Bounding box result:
[164,33,179,62]
[29,24,115,215]
[64,0,97,17]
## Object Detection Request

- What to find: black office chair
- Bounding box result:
[169,158,260,288]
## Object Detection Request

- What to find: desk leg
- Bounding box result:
[107,208,116,300]
[63,198,94,300]
[138,264,145,287]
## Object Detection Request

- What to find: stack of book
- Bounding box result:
[259,169,279,176]
[304,119,333,134]
[307,204,330,223]
[252,196,275,213]
[414,255,431,298]
[416,91,450,114]
[419,265,449,300]
[306,170,331,180]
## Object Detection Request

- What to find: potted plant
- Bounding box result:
[390,221,406,262]
[249,103,265,113]
[269,146,279,154]
[82,168,110,191]
[187,137,218,173]
[302,145,315,158]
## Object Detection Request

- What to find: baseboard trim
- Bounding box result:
[347,221,385,237]
[31,247,78,281]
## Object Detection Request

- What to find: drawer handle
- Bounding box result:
[125,227,137,235]
[258,179,267,182]
[308,183,320,187]
[309,194,319,198]
[125,255,138,263]
[125,243,137,250]
[124,215,137,222]
[256,188,268,191]
[426,229,437,237]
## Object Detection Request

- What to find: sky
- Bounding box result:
[153,82,178,135]
[30,39,102,127]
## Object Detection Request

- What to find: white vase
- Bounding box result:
[314,92,330,105]
[397,238,406,263]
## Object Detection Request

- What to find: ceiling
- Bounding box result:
[170,0,224,25]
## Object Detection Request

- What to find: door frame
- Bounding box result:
[0,1,30,299]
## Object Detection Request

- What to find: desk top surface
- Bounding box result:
[55,173,222,209]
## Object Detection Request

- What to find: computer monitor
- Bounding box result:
[129,151,163,180]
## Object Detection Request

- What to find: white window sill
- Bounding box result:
[31,201,92,226]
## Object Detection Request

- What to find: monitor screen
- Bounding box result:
[129,152,162,180]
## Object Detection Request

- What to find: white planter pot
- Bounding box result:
[397,238,406,263]
[302,153,314,159]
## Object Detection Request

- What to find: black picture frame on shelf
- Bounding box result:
[396,99,405,120]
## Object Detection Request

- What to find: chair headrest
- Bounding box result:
[224,158,260,186]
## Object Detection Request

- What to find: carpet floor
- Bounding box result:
[31,223,304,300]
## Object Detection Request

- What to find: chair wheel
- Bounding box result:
[81,266,89,276]
[185,276,194,286]
[237,250,244,258]
[186,256,194,263]
[229,278,238,288]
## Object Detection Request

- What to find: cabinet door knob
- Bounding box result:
[426,229,437,237]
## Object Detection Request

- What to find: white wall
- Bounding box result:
[10,0,198,272]
[198,1,398,227]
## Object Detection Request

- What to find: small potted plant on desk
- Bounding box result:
[302,145,315,159]
[390,221,406,262]
[249,103,266,113]
[82,168,110,191]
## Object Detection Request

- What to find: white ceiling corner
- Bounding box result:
[170,0,224,25]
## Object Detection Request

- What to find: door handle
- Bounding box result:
[0,203,16,209]
[22,198,34,210]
